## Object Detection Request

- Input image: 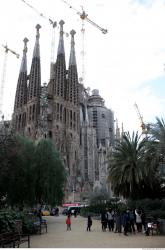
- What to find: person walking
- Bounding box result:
[114,210,122,233]
[135,208,142,232]
[37,207,42,223]
[122,210,130,236]
[66,214,71,231]
[107,209,114,232]
[129,209,136,233]
[87,215,92,231]
[101,211,107,231]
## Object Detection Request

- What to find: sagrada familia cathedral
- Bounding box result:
[12,21,116,202]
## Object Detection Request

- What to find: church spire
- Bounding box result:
[14,37,29,110]
[68,29,78,105]
[28,24,41,101]
[69,30,77,66]
[33,24,41,58]
[57,20,65,55]
[54,20,66,98]
[20,37,28,73]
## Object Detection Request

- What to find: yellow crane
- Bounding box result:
[60,0,108,34]
[134,103,147,134]
[0,45,20,119]
[60,0,108,84]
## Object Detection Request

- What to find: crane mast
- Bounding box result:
[60,0,108,84]
[0,45,19,119]
[134,103,146,133]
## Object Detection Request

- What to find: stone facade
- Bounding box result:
[12,22,115,202]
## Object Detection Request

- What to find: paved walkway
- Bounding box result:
[27,215,165,248]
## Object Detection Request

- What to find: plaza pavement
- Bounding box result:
[25,215,165,248]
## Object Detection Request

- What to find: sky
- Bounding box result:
[0,0,165,133]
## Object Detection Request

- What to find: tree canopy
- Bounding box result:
[34,138,66,206]
[108,131,162,199]
[0,134,66,208]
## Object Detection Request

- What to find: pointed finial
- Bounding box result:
[69,29,77,66]
[23,37,29,53]
[70,29,76,46]
[36,24,41,39]
[53,21,57,28]
[57,20,65,55]
[59,20,65,34]
[70,29,76,37]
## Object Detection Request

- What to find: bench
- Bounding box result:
[33,220,47,234]
[0,232,30,248]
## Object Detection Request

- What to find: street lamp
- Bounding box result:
[72,189,75,203]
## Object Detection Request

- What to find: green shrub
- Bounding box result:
[126,199,165,219]
[127,199,165,211]
[21,214,37,234]
[147,210,165,219]
[15,211,37,234]
[0,210,16,233]
[0,209,37,234]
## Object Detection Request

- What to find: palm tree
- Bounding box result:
[108,131,159,199]
[150,117,165,156]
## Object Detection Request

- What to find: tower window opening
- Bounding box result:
[70,110,72,128]
[29,106,32,121]
[49,130,52,138]
[64,108,66,124]
[32,104,35,121]
[60,104,63,121]
[101,138,105,146]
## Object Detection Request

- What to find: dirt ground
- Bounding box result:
[23,215,165,248]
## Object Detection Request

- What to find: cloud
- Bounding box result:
[130,0,155,8]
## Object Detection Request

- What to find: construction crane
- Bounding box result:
[134,103,146,134]
[20,0,69,76]
[60,0,108,34]
[0,45,20,119]
[21,0,57,67]
[60,0,108,84]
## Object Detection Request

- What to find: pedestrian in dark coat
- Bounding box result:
[122,210,130,236]
[129,209,136,233]
[101,211,107,231]
[87,215,92,231]
[114,210,122,233]
[37,208,42,223]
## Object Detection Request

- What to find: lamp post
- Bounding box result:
[73,189,75,203]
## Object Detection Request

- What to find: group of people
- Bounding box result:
[65,207,158,235]
[101,207,147,236]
